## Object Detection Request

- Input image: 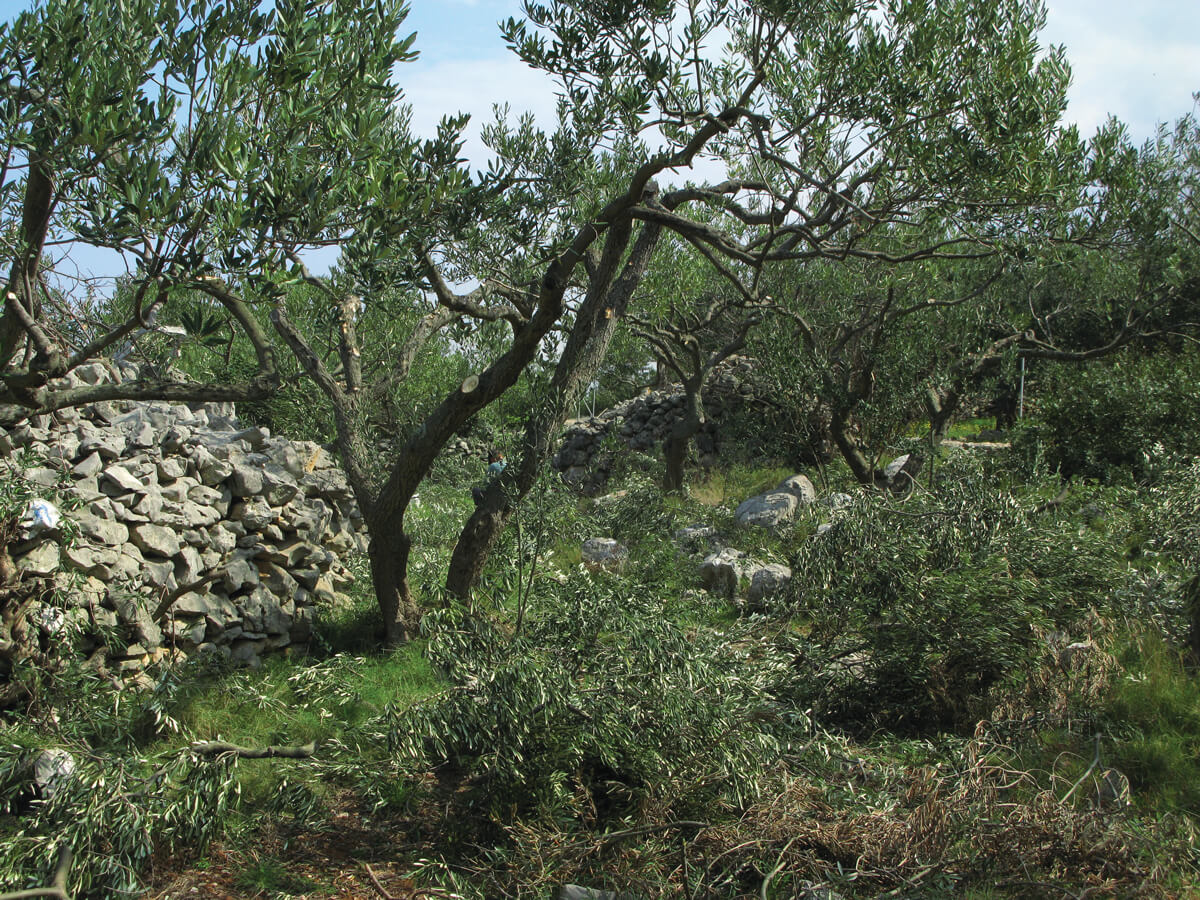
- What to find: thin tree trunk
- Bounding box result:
[663,387,703,493]
[829,405,879,486]
[445,219,663,599]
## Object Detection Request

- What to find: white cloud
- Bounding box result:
[1044,0,1200,140]
[401,55,560,171]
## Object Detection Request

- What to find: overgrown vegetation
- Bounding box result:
[0,0,1199,896]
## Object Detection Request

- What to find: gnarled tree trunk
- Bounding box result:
[367,527,421,646]
[445,218,664,599]
[663,386,703,494]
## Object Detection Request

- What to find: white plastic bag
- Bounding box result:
[20,498,61,538]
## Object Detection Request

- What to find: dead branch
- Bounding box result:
[0,846,73,900]
[188,740,320,760]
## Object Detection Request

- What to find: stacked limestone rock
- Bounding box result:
[553,357,759,490]
[676,474,823,613]
[2,362,367,671]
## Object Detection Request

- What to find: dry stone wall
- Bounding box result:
[2,361,367,671]
[553,356,759,491]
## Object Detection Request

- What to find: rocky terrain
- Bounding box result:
[2,362,367,674]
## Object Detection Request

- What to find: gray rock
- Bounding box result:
[260,539,319,568]
[64,544,120,576]
[22,466,60,488]
[735,491,799,529]
[74,510,130,547]
[72,361,115,385]
[258,561,300,597]
[222,555,260,593]
[232,497,274,530]
[229,457,264,497]
[883,453,923,486]
[699,547,748,598]
[79,432,125,460]
[44,433,80,463]
[746,563,793,609]
[581,538,629,573]
[157,455,188,480]
[72,451,104,478]
[174,546,205,585]
[114,598,163,648]
[131,487,164,520]
[102,463,144,494]
[820,492,854,509]
[130,523,182,558]
[111,545,146,582]
[139,557,176,591]
[32,749,76,800]
[194,446,233,485]
[260,463,299,506]
[17,542,61,576]
[186,483,226,509]
[775,474,816,504]
[673,524,717,550]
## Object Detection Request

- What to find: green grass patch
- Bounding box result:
[234,853,329,898]
[164,646,441,750]
[1104,632,1200,814]
[688,462,794,507]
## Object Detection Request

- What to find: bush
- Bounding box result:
[1015,351,1200,482]
[777,460,1129,733]
[386,575,788,826]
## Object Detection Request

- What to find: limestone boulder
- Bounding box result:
[774,474,816,504]
[699,547,749,598]
[735,491,799,529]
[745,563,793,610]
[581,537,630,573]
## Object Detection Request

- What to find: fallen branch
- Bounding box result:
[1033,486,1070,514]
[188,740,320,760]
[0,846,73,900]
[153,554,240,622]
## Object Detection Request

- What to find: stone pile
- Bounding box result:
[2,361,367,670]
[553,357,759,490]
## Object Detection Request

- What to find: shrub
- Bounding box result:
[777,461,1129,733]
[1014,351,1200,482]
[385,575,788,826]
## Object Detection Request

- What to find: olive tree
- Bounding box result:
[0,0,1089,636]
[444,0,1079,593]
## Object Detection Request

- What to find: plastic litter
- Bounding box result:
[20,498,61,538]
[20,496,61,540]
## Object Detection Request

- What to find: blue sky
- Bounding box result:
[396,0,1200,160]
[1,0,1198,280]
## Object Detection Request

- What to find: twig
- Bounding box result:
[995,879,1082,900]
[0,846,73,900]
[600,820,708,849]
[1034,486,1070,514]
[759,835,798,900]
[366,865,398,900]
[188,740,320,760]
[1060,734,1102,804]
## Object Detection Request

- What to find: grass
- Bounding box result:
[234,852,330,898]
[688,462,794,506]
[1104,631,1200,814]
[161,645,441,749]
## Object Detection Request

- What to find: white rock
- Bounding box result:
[735,491,799,528]
[774,474,816,504]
